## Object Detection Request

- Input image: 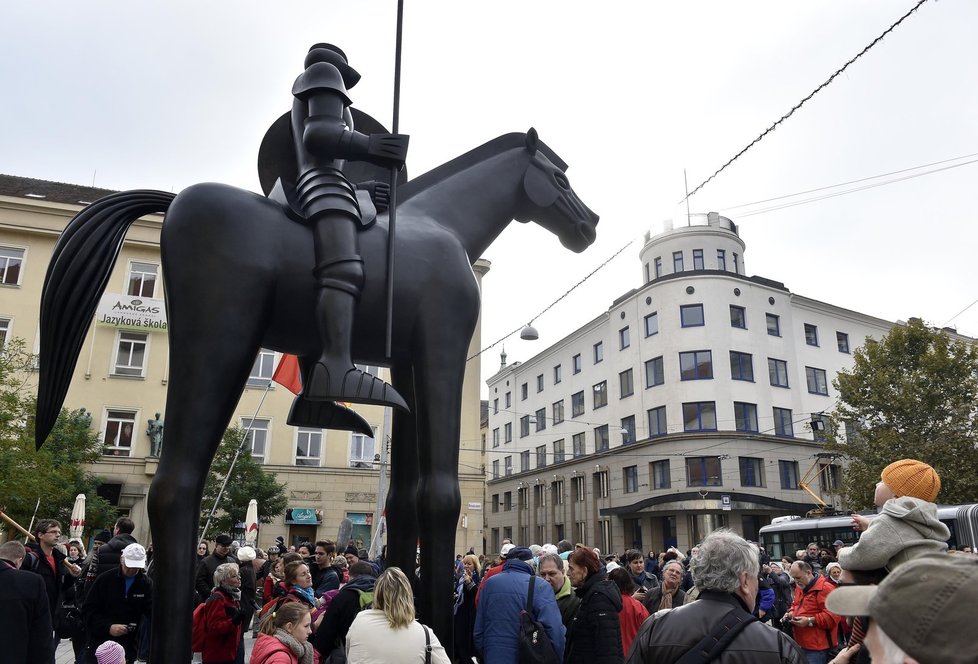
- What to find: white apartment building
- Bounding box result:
[485,212,897,554]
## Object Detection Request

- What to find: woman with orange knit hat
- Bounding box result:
[837,459,949,572]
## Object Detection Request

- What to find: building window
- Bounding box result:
[504,456,513,476]
[536,374,544,393]
[686,456,722,487]
[683,401,717,431]
[739,457,764,487]
[520,382,528,401]
[554,364,562,384]
[593,341,604,364]
[492,428,500,448]
[521,450,530,472]
[535,444,547,468]
[126,261,159,298]
[651,459,671,489]
[113,332,148,377]
[518,487,528,510]
[553,480,564,505]
[535,408,547,431]
[768,358,789,388]
[680,304,704,327]
[644,312,659,337]
[804,323,819,346]
[820,463,841,492]
[766,313,781,337]
[0,246,25,285]
[619,326,630,350]
[812,414,832,442]
[504,422,512,443]
[295,427,323,466]
[520,415,530,438]
[503,491,512,510]
[594,424,609,451]
[572,432,585,458]
[103,409,137,457]
[648,406,667,437]
[692,248,704,270]
[654,256,662,278]
[837,331,850,353]
[572,354,582,374]
[573,476,586,502]
[624,466,639,493]
[644,262,651,284]
[734,402,759,432]
[493,399,498,414]
[717,249,726,271]
[779,460,800,489]
[350,430,376,467]
[673,251,684,273]
[679,350,713,380]
[595,471,609,498]
[248,348,275,386]
[621,415,636,444]
[645,356,665,388]
[806,366,829,395]
[619,369,634,398]
[553,439,565,463]
[0,317,10,348]
[491,460,499,479]
[241,417,269,463]
[571,391,585,417]
[505,391,511,408]
[732,252,740,274]
[552,400,564,424]
[492,494,499,513]
[592,381,608,408]
[729,351,754,381]
[773,407,794,437]
[729,305,747,329]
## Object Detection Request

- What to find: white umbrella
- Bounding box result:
[244,499,259,546]
[69,493,86,540]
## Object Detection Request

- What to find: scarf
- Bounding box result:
[219,585,242,601]
[274,628,314,664]
[659,582,679,610]
[293,585,316,606]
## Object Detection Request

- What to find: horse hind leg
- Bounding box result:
[147,280,273,663]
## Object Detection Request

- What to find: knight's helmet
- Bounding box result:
[305,43,361,88]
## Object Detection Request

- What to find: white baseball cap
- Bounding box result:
[500,543,515,557]
[121,543,147,569]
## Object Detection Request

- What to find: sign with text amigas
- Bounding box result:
[96,293,168,332]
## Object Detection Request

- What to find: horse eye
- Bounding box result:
[554,172,570,189]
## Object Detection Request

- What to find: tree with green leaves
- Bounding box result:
[199,426,288,538]
[0,339,117,540]
[823,318,978,509]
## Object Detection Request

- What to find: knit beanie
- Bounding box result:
[95,640,126,664]
[881,459,940,502]
[344,544,359,557]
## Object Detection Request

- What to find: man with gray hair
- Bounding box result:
[626,529,805,663]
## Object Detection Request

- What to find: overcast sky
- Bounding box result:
[4,1,976,395]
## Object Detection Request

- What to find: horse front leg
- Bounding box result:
[385,360,420,579]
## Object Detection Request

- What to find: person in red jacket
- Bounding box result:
[607,567,650,656]
[785,560,837,663]
[200,563,247,664]
[250,601,314,664]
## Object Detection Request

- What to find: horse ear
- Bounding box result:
[525,128,539,155]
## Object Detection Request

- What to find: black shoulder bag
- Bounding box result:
[422,624,433,664]
[519,577,560,664]
[674,607,757,664]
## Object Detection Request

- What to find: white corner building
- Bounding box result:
[484,212,897,554]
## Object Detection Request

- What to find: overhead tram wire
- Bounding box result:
[679,0,932,206]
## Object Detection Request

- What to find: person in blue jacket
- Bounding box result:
[474,546,565,664]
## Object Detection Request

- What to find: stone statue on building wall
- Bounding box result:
[146,413,163,457]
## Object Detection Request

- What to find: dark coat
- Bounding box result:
[81,567,152,662]
[200,588,244,664]
[195,551,238,602]
[453,571,479,663]
[91,533,137,578]
[0,562,55,664]
[625,591,807,664]
[564,570,624,664]
[311,561,341,596]
[24,541,73,618]
[642,585,686,613]
[313,574,376,662]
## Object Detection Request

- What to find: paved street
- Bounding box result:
[55,632,258,663]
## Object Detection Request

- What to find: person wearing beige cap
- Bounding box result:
[825,554,978,664]
[838,459,950,572]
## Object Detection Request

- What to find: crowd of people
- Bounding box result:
[2,457,977,663]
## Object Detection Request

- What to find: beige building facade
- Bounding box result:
[1,175,488,553]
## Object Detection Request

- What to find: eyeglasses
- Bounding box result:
[45,530,61,535]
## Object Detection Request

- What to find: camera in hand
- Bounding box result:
[127,623,138,633]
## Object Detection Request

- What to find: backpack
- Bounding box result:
[518,578,559,664]
[354,588,374,610]
[191,601,208,652]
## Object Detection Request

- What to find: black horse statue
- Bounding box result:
[35,128,598,662]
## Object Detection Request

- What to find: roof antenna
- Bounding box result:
[91,170,97,187]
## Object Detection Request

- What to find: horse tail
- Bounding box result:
[35,190,176,449]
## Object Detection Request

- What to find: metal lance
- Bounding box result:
[385,0,404,358]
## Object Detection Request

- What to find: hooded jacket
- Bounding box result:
[250,632,300,664]
[313,573,376,661]
[787,573,836,652]
[565,569,624,664]
[474,559,566,664]
[554,574,582,628]
[837,496,950,571]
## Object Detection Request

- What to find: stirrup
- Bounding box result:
[304,361,409,412]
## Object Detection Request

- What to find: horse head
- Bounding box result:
[515,128,599,252]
